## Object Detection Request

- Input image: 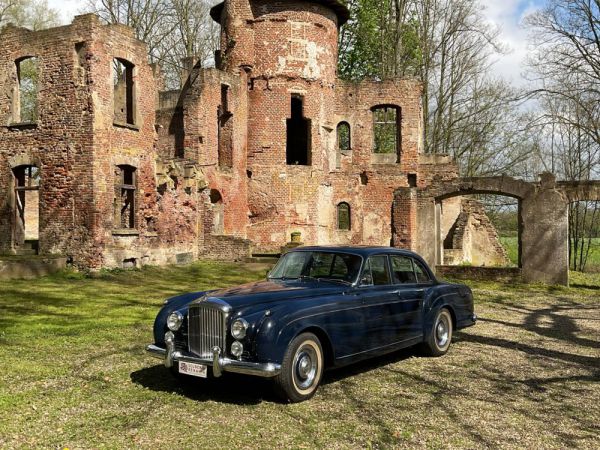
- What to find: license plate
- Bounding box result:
[179,361,207,378]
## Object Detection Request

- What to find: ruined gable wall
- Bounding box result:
[0,15,99,262]
[327,79,424,247]
[457,199,510,266]
[181,67,250,242]
[86,22,207,268]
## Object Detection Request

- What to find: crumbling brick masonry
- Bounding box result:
[0,0,504,269]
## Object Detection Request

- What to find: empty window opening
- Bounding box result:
[337,122,351,152]
[221,84,230,114]
[337,202,351,231]
[113,58,135,125]
[408,173,417,187]
[360,171,369,185]
[74,42,87,85]
[210,189,224,234]
[372,105,401,160]
[13,165,40,254]
[115,165,136,229]
[218,84,233,168]
[246,170,253,179]
[16,57,39,123]
[122,258,137,268]
[286,95,311,165]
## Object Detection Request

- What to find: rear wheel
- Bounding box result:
[422,308,453,356]
[274,332,324,403]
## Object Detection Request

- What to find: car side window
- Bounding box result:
[364,255,391,286]
[413,259,432,283]
[391,255,417,284]
[360,258,373,285]
[309,253,335,277]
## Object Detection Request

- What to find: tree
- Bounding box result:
[154,0,220,89]
[338,0,532,178]
[0,0,60,30]
[525,0,600,271]
[525,0,600,147]
[84,0,219,89]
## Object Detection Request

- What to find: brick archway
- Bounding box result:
[392,174,599,286]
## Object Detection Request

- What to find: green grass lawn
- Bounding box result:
[0,262,599,448]
[501,237,600,271]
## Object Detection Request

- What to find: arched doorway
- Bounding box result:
[394,175,573,285]
[209,189,224,235]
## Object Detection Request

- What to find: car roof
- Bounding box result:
[290,245,423,258]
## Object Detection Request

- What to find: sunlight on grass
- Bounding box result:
[0,260,598,448]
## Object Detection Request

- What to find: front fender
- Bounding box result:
[253,314,332,365]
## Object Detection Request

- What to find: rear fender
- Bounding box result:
[421,286,457,336]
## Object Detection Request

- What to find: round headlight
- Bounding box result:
[231,318,249,339]
[167,311,183,331]
[231,341,243,358]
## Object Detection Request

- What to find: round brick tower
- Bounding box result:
[211,0,351,252]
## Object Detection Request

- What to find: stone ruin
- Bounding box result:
[0,0,521,276]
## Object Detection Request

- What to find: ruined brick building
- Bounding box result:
[0,0,508,269]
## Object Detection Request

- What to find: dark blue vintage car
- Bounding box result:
[147,246,476,402]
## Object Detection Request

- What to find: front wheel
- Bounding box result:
[274,332,324,403]
[422,308,453,357]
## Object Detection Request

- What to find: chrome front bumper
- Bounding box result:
[146,344,281,378]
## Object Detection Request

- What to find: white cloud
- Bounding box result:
[480,0,545,85]
[47,0,82,24]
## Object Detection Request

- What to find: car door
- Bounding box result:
[389,255,427,340]
[356,254,400,351]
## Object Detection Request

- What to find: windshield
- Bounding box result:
[269,251,362,284]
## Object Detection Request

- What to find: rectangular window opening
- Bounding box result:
[218,84,233,168]
[372,106,401,163]
[13,165,40,251]
[16,57,39,123]
[113,58,135,125]
[115,165,136,229]
[286,95,311,165]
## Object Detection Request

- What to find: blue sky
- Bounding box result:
[48,0,547,84]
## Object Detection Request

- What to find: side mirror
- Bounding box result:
[360,275,373,286]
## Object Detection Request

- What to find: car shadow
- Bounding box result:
[321,347,416,386]
[132,348,419,404]
[130,365,278,405]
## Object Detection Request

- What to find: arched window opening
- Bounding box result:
[13,165,40,253]
[210,189,224,234]
[337,202,351,231]
[372,105,401,163]
[337,122,351,152]
[114,165,136,229]
[113,58,135,125]
[16,57,40,123]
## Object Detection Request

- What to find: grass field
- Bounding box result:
[0,263,599,449]
[500,237,600,271]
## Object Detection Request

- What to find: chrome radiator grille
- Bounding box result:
[188,304,226,358]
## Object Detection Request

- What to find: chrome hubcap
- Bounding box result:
[436,318,449,347]
[293,346,318,390]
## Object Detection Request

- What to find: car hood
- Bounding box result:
[192,279,348,309]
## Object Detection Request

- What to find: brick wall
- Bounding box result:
[0,2,467,269]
